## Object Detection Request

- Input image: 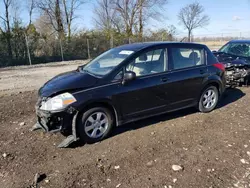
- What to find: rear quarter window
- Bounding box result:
[206,48,218,65]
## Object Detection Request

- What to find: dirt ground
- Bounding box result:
[1,62,250,188]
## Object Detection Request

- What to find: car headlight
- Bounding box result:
[40,93,77,111]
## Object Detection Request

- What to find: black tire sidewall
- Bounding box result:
[199,86,219,113]
[77,107,114,144]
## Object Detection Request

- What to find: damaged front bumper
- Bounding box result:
[33,104,79,148]
[225,68,250,87]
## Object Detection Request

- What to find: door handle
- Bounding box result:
[200,70,206,74]
[161,77,169,82]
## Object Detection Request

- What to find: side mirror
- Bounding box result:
[77,66,82,71]
[77,64,87,71]
[122,71,136,85]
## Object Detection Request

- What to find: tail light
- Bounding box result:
[213,63,225,72]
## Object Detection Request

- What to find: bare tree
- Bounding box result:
[178,2,209,42]
[114,0,141,40]
[1,0,13,59]
[137,0,168,41]
[26,0,35,25]
[62,0,86,41]
[111,0,168,41]
[37,0,65,39]
[94,0,123,33]
[95,0,115,30]
[36,0,65,61]
[11,0,21,24]
[37,0,86,41]
[94,0,115,47]
[94,0,125,47]
[55,0,64,39]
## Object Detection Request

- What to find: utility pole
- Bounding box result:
[87,38,91,59]
[24,33,32,65]
[59,38,64,61]
[110,32,114,49]
[221,33,223,45]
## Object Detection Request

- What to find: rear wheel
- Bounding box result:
[198,86,219,113]
[77,107,114,144]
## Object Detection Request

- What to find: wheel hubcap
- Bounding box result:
[84,112,109,138]
[202,89,217,109]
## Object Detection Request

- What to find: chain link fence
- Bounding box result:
[1,31,250,67]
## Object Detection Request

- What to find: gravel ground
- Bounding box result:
[0,60,88,95]
[1,62,250,188]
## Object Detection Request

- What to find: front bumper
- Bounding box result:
[35,105,77,135]
[34,105,80,148]
[34,96,80,148]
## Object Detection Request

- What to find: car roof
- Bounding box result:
[115,42,206,52]
[229,40,250,43]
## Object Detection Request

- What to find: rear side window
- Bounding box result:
[206,48,218,65]
[171,48,204,70]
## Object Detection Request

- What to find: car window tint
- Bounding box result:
[172,48,203,70]
[126,48,167,76]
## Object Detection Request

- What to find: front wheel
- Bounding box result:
[77,107,114,144]
[198,86,219,113]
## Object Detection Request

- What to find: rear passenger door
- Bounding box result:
[166,45,208,109]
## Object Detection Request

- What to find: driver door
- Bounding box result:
[113,47,170,120]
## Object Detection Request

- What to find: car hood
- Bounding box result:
[214,51,250,63]
[213,51,250,68]
[39,70,98,97]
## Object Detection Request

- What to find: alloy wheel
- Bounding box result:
[84,112,109,138]
[202,89,217,109]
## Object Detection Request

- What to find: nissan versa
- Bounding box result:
[33,42,226,147]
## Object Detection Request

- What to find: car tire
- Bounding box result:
[198,86,219,113]
[77,107,114,144]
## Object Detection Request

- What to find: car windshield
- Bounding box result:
[219,42,250,58]
[82,48,134,76]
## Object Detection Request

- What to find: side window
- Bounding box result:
[126,48,167,76]
[172,48,204,70]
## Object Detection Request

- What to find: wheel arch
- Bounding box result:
[201,75,224,96]
[202,82,220,94]
[76,99,120,127]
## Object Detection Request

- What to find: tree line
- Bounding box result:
[0,0,209,67]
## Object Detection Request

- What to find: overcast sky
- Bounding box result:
[1,0,250,37]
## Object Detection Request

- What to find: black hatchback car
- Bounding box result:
[34,42,226,147]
